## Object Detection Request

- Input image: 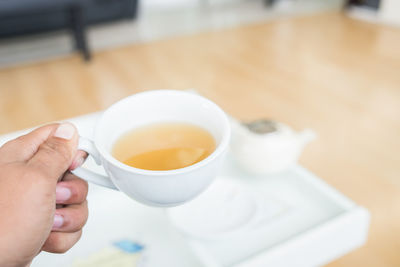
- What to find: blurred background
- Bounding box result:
[0,0,400,266]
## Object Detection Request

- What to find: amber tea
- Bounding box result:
[112,122,216,171]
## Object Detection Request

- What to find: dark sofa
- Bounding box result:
[0,0,139,60]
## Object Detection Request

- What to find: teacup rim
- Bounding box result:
[93,89,231,176]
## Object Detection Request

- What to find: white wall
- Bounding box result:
[379,0,400,25]
[144,0,345,9]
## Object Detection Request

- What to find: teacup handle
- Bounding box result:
[71,137,118,190]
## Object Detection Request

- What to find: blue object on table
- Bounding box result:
[113,240,144,254]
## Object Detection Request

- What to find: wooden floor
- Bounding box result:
[1,12,400,266]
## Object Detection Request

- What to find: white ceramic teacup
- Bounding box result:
[72,90,230,207]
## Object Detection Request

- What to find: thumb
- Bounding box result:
[28,122,79,182]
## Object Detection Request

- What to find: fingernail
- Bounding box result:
[72,156,84,170]
[53,214,64,229]
[56,185,72,202]
[54,123,75,140]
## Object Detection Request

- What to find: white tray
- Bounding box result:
[0,113,370,267]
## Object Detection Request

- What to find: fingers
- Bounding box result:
[28,123,79,184]
[56,172,88,205]
[42,230,82,254]
[52,201,88,233]
[69,150,88,171]
[0,124,56,163]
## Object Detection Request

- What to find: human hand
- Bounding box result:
[0,123,88,267]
